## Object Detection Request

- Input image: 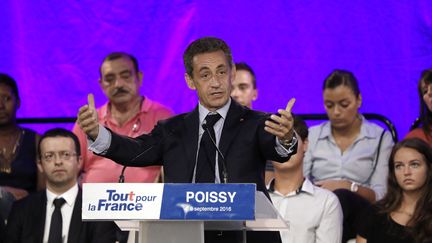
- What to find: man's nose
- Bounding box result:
[114,77,127,87]
[210,75,222,87]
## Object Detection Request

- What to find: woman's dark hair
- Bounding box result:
[0,73,19,100]
[377,138,432,242]
[322,69,360,97]
[417,69,432,141]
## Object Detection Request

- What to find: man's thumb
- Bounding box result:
[87,93,95,110]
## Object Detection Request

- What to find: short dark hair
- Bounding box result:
[99,52,139,77]
[235,62,257,89]
[418,69,432,139]
[38,128,81,158]
[183,37,233,77]
[323,70,360,97]
[0,73,19,100]
[293,115,308,142]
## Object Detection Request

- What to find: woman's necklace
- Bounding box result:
[0,128,24,174]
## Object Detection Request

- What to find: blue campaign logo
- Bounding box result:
[160,184,255,220]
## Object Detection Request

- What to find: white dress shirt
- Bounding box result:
[43,183,79,243]
[268,178,343,243]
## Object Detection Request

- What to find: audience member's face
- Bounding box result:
[323,85,362,130]
[231,70,257,108]
[420,81,432,112]
[99,57,142,106]
[393,147,428,193]
[186,50,234,111]
[272,135,308,171]
[38,136,81,191]
[0,83,19,126]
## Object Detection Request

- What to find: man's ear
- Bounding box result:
[137,71,143,86]
[37,159,44,174]
[98,78,104,88]
[253,89,258,101]
[185,73,196,90]
[77,155,83,171]
[231,63,236,81]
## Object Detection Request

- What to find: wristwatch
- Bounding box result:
[350,181,359,192]
[281,134,298,153]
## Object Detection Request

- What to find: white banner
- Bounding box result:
[82,183,164,220]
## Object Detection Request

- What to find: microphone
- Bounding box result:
[117,127,176,183]
[118,140,158,183]
[118,166,127,183]
[202,121,228,184]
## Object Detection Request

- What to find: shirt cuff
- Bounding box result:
[275,131,298,156]
[88,124,111,155]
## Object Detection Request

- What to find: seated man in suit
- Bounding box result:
[5,128,117,243]
[77,37,297,243]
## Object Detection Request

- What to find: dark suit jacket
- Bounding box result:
[5,189,117,243]
[103,100,295,243]
[106,100,295,198]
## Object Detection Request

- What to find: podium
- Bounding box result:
[82,183,288,243]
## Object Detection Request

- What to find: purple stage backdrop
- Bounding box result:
[1,1,432,139]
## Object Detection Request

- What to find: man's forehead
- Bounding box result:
[192,51,229,70]
[234,70,253,85]
[101,57,134,74]
[40,137,75,150]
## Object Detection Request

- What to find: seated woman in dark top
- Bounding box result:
[0,73,43,224]
[405,69,432,145]
[357,138,432,243]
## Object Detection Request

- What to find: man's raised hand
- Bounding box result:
[77,94,99,140]
[264,98,296,142]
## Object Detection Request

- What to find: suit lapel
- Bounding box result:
[68,189,82,243]
[219,100,247,157]
[35,192,48,243]
[182,107,200,181]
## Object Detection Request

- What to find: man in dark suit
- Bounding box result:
[77,37,297,243]
[5,128,116,243]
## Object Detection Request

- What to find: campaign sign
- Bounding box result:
[82,183,255,221]
[160,183,255,220]
[82,183,164,220]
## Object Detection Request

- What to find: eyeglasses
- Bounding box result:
[41,151,77,162]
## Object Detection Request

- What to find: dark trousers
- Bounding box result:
[334,189,371,243]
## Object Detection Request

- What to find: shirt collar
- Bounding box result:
[268,177,315,196]
[318,114,378,140]
[100,96,150,121]
[198,98,231,125]
[46,183,79,208]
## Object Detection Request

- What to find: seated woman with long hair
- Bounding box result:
[357,138,432,243]
[405,69,432,145]
[303,69,394,242]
